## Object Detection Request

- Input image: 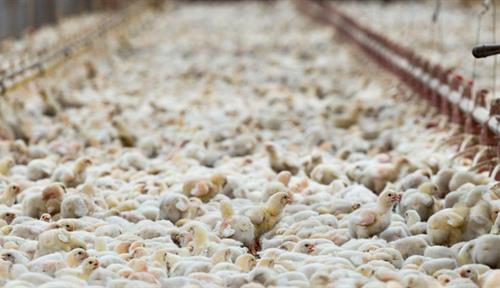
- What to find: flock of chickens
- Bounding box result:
[0,1,499,288]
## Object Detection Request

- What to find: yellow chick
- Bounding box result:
[427,205,468,246]
[310,164,342,185]
[265,143,299,175]
[56,256,99,280]
[52,157,92,188]
[185,222,209,256]
[67,248,89,267]
[235,254,256,272]
[0,157,14,176]
[0,184,21,206]
[218,200,255,248]
[245,191,292,253]
[482,270,500,288]
[39,88,61,117]
[348,189,401,238]
[112,118,137,147]
[22,183,66,218]
[263,170,292,201]
[35,228,87,257]
[183,172,227,203]
[399,182,439,221]
[303,152,322,178]
[219,200,234,232]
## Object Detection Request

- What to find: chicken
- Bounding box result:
[0,157,15,176]
[218,200,255,249]
[22,183,66,218]
[29,248,89,275]
[0,184,21,206]
[60,185,96,218]
[482,270,500,288]
[427,205,468,246]
[310,164,342,185]
[302,152,322,178]
[184,222,210,256]
[448,171,489,192]
[183,173,228,203]
[264,143,299,175]
[55,256,99,280]
[263,171,291,201]
[235,254,256,272]
[462,193,493,241]
[158,193,190,224]
[404,210,427,235]
[244,192,292,253]
[399,182,439,221]
[112,118,137,147]
[348,188,401,238]
[352,157,412,194]
[35,229,86,257]
[466,235,500,268]
[52,157,92,188]
[27,158,56,181]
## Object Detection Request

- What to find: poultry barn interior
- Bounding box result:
[0,0,500,287]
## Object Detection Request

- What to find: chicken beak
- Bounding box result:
[459,269,467,277]
[308,246,316,253]
[392,193,401,202]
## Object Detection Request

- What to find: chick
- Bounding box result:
[22,183,66,218]
[27,158,56,181]
[263,171,291,201]
[398,169,431,191]
[264,143,299,175]
[462,193,493,241]
[0,210,17,224]
[310,164,342,185]
[448,171,488,192]
[399,182,439,221]
[433,169,454,198]
[52,157,92,188]
[0,157,15,176]
[490,213,500,234]
[293,240,317,255]
[0,184,21,206]
[35,229,86,257]
[348,189,401,238]
[245,192,292,253]
[60,186,96,218]
[55,256,99,280]
[457,266,481,286]
[112,118,137,147]
[218,200,255,249]
[303,152,322,178]
[66,248,89,267]
[235,254,256,272]
[404,210,427,235]
[158,193,190,223]
[482,270,500,288]
[390,236,428,258]
[427,205,468,246]
[183,173,228,203]
[185,222,210,256]
[468,235,500,268]
[355,157,412,194]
